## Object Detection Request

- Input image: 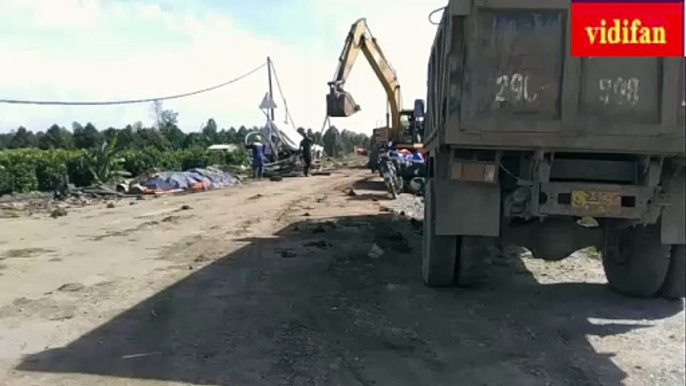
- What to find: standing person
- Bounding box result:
[245,135,265,179]
[297,128,313,177]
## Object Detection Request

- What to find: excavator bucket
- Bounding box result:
[326,90,361,117]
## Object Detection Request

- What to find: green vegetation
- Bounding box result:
[0,103,369,195]
[0,147,248,195]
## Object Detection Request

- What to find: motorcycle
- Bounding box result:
[378,153,403,199]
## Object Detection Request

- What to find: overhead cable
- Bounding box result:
[269,60,298,131]
[428,6,447,25]
[0,61,267,106]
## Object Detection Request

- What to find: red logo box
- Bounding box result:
[571,0,685,57]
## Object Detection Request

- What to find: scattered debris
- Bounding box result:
[281,249,298,258]
[0,210,20,219]
[385,283,409,292]
[312,225,327,234]
[50,208,68,218]
[2,248,51,259]
[385,230,406,242]
[129,201,137,206]
[248,194,264,200]
[81,186,125,197]
[121,351,161,360]
[162,216,179,223]
[304,240,332,249]
[57,283,85,292]
[48,313,75,321]
[194,254,209,263]
[391,240,413,253]
[180,205,192,211]
[576,247,602,260]
[345,188,357,197]
[136,196,146,201]
[303,212,311,217]
[270,176,284,182]
[106,202,116,209]
[367,244,384,259]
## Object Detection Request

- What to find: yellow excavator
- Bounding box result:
[326,18,424,151]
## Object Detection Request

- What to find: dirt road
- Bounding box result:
[0,169,683,386]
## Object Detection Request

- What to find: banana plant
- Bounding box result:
[86,135,130,184]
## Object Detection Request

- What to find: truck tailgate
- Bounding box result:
[426,0,685,155]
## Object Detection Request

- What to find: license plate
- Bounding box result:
[571,190,621,215]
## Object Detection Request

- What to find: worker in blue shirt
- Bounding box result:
[245,135,265,179]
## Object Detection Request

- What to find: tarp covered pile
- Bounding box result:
[140,167,240,194]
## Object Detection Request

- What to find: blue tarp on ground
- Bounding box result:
[142,167,240,191]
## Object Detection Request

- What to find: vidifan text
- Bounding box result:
[585,19,667,45]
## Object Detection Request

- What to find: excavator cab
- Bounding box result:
[396,99,425,148]
[326,82,361,117]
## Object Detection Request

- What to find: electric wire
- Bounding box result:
[0,61,267,106]
[428,6,447,25]
[268,60,298,131]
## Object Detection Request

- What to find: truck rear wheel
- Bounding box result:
[659,245,686,299]
[602,226,671,297]
[422,179,493,287]
[422,179,457,286]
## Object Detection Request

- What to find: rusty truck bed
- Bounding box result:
[425,0,685,155]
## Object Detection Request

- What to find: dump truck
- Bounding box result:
[422,0,685,299]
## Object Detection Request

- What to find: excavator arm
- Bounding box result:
[326,18,402,138]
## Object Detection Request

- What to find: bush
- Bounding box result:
[0,149,40,193]
[35,151,69,191]
[0,147,248,195]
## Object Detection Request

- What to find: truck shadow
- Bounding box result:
[352,179,386,191]
[349,179,400,201]
[16,214,683,385]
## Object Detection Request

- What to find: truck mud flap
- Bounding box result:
[434,179,500,237]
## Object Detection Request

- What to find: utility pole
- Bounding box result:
[267,56,275,121]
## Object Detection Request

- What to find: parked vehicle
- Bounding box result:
[421,0,685,299]
[378,153,403,199]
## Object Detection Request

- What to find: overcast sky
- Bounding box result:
[0,0,446,134]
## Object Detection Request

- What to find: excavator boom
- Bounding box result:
[326,18,402,136]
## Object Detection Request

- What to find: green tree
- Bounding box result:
[135,128,171,151]
[202,118,219,144]
[236,126,249,144]
[8,127,37,149]
[39,124,73,150]
[0,133,12,150]
[112,125,133,149]
[161,125,185,149]
[226,127,238,143]
[73,122,104,149]
[183,132,208,149]
[102,127,119,142]
[160,109,179,128]
[323,126,342,157]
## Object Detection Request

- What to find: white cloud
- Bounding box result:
[0,0,447,135]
